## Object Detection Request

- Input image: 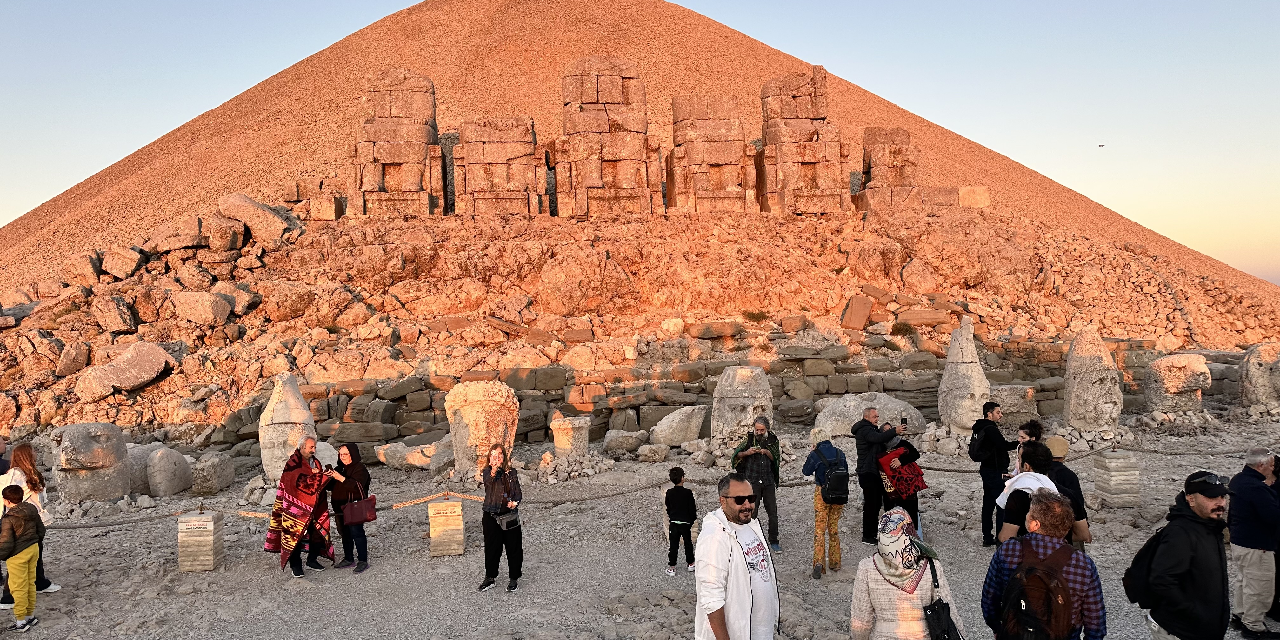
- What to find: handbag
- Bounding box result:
[922,558,964,640]
[340,482,377,525]
[493,509,521,530]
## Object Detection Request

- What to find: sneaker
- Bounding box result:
[506,579,518,592]
[812,564,822,580]
[9,616,37,633]
[861,537,877,545]
[665,567,676,577]
[353,561,369,574]
[334,558,355,569]
[478,579,496,592]
[687,563,695,573]
[37,584,60,594]
[291,566,305,579]
[769,543,782,553]
[0,602,12,610]
[982,537,999,547]
[304,559,326,572]
[829,564,841,573]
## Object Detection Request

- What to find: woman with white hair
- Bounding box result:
[802,425,848,580]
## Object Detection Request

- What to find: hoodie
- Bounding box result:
[1149,492,1229,640]
[0,502,44,561]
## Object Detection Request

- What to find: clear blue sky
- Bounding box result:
[1,1,1276,284]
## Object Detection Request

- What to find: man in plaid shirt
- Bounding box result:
[981,489,1107,640]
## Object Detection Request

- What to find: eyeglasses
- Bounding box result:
[722,494,759,505]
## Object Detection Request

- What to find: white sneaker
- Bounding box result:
[0,602,12,610]
[38,584,60,594]
[664,567,676,577]
[687,564,695,573]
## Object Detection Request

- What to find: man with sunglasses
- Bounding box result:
[694,473,779,640]
[1144,470,1233,640]
[1227,449,1280,638]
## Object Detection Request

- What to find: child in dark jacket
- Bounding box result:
[664,467,696,576]
[0,484,43,632]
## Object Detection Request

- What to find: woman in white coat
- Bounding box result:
[0,444,58,608]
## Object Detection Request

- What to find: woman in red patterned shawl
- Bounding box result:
[264,436,335,577]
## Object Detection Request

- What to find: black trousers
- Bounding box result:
[335,512,368,563]
[1,542,49,604]
[858,473,886,541]
[482,513,523,581]
[749,480,779,545]
[884,492,920,534]
[980,469,1006,541]
[288,540,321,573]
[668,523,694,566]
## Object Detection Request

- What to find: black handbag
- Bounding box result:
[493,509,520,530]
[922,558,964,640]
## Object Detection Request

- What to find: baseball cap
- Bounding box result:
[1045,436,1069,458]
[1185,470,1231,498]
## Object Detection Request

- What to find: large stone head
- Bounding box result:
[52,422,127,471]
[445,380,518,480]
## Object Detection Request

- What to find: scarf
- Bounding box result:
[995,471,1057,509]
[872,507,935,594]
[264,449,334,568]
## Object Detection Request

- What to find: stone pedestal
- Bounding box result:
[1093,450,1141,508]
[428,500,465,557]
[549,415,591,458]
[177,511,225,571]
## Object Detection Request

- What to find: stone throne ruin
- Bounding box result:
[756,65,855,216]
[350,68,446,217]
[552,56,664,220]
[665,95,759,215]
[453,117,548,218]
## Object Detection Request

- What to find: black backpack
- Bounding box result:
[815,447,849,505]
[997,542,1076,640]
[968,426,988,463]
[1123,526,1167,609]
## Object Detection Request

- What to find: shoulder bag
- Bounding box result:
[923,558,965,640]
[340,481,377,525]
[492,470,520,530]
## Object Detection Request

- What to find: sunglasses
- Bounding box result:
[1193,472,1225,485]
[722,494,759,505]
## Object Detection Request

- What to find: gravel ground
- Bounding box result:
[23,421,1280,639]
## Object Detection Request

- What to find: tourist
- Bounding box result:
[264,436,335,578]
[1227,448,1280,638]
[731,416,781,552]
[325,444,371,573]
[0,444,57,609]
[852,407,904,544]
[802,425,847,579]
[879,428,925,532]
[665,466,696,576]
[981,489,1106,640]
[1010,419,1044,477]
[967,401,1019,546]
[694,473,778,640]
[479,443,523,593]
[1044,436,1092,548]
[995,441,1058,542]
[1142,470,1230,640]
[0,485,42,633]
[849,507,965,640]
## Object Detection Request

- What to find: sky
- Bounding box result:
[1,1,1276,284]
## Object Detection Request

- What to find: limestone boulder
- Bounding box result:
[51,423,130,502]
[101,246,144,280]
[603,429,648,453]
[258,373,318,486]
[990,384,1039,430]
[147,447,193,497]
[814,392,926,436]
[1147,354,1212,413]
[217,193,300,243]
[376,441,449,471]
[445,380,518,480]
[549,415,591,458]
[637,444,669,463]
[90,296,137,333]
[314,441,339,469]
[711,366,772,440]
[191,453,236,496]
[126,442,165,494]
[74,342,177,402]
[55,341,90,377]
[649,405,709,446]
[171,291,232,326]
[937,316,990,433]
[1062,328,1122,432]
[1241,343,1280,407]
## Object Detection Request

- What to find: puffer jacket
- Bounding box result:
[0,502,45,561]
[694,508,778,640]
[1149,492,1229,640]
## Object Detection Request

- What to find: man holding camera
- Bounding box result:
[733,416,782,552]
[851,407,906,544]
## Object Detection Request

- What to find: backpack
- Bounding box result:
[997,541,1077,640]
[968,426,988,463]
[814,447,849,505]
[1123,526,1167,609]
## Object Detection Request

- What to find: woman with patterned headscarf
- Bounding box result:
[849,507,965,640]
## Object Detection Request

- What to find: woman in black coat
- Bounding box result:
[326,444,372,573]
[880,436,923,531]
[479,443,523,593]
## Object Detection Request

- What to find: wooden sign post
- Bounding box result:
[428,500,465,557]
[177,511,225,571]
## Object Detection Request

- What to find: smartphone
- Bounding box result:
[900,417,908,426]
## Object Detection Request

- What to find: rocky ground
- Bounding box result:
[25,420,1280,639]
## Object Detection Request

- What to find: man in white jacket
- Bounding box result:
[695,473,779,640]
